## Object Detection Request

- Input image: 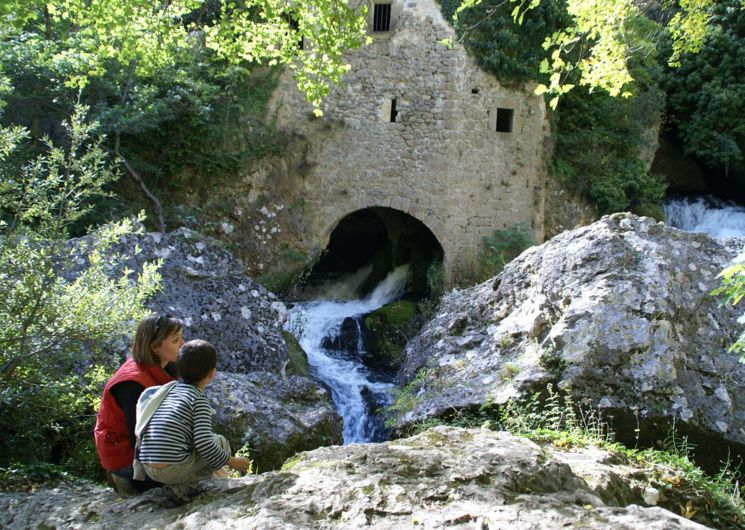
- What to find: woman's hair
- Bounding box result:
[178,340,217,385]
[131,314,184,365]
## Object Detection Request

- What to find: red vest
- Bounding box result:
[94,358,175,470]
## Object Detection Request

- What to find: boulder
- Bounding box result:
[70,228,287,373]
[93,227,289,373]
[206,371,342,472]
[0,427,713,529]
[70,227,340,468]
[320,316,363,353]
[396,214,745,470]
[363,299,418,371]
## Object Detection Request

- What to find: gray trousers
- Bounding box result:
[143,434,231,485]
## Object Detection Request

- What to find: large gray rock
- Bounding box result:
[206,371,342,472]
[95,227,288,373]
[0,427,712,529]
[396,214,745,467]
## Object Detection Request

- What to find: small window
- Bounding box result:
[496,107,514,133]
[373,3,392,32]
[390,98,398,122]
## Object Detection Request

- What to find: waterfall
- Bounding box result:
[285,264,411,444]
[664,196,745,239]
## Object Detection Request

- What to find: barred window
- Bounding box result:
[373,3,391,32]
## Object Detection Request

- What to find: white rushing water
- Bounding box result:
[664,196,745,239]
[285,264,411,444]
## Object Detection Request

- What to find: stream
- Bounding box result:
[284,196,745,445]
[285,264,411,444]
[664,195,745,238]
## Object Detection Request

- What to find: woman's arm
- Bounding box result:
[110,381,145,445]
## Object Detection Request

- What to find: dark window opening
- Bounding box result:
[471,88,480,94]
[390,98,398,122]
[496,107,514,133]
[373,3,392,32]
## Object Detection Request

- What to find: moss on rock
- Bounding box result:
[282,329,309,377]
[363,300,418,371]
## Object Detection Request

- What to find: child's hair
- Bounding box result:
[178,339,217,385]
[131,314,184,365]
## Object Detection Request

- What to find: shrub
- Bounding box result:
[476,223,535,282]
[712,263,745,359]
[0,108,161,481]
[553,86,667,215]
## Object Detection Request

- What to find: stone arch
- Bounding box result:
[309,202,445,297]
[322,192,447,249]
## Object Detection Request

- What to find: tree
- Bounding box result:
[662,0,745,175]
[713,263,745,360]
[0,106,161,479]
[0,0,369,232]
[452,0,727,107]
[0,0,368,113]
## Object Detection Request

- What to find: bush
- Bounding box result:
[0,108,161,481]
[553,87,667,215]
[712,263,745,359]
[476,223,535,282]
[662,0,745,174]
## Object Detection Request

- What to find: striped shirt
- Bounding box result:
[138,382,229,470]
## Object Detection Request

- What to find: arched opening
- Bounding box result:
[301,207,444,299]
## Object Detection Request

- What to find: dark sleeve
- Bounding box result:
[163,361,178,379]
[110,380,146,444]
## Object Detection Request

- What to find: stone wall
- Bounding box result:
[264,0,550,280]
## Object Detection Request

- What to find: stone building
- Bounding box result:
[263,0,550,284]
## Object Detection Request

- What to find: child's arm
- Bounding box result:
[193,398,232,470]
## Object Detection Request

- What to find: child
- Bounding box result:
[138,339,251,486]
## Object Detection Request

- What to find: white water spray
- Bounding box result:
[285,265,411,444]
[664,196,745,239]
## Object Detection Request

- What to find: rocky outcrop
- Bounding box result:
[396,214,745,469]
[72,227,342,470]
[95,227,289,373]
[207,372,342,472]
[543,171,597,239]
[0,427,713,529]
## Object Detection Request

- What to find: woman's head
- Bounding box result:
[131,314,185,366]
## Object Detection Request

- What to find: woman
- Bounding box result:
[94,314,185,494]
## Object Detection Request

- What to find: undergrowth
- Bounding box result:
[0,463,80,492]
[402,384,745,529]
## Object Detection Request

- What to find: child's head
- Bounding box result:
[132,314,184,366]
[178,339,217,385]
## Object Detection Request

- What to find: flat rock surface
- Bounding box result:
[0,427,711,529]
